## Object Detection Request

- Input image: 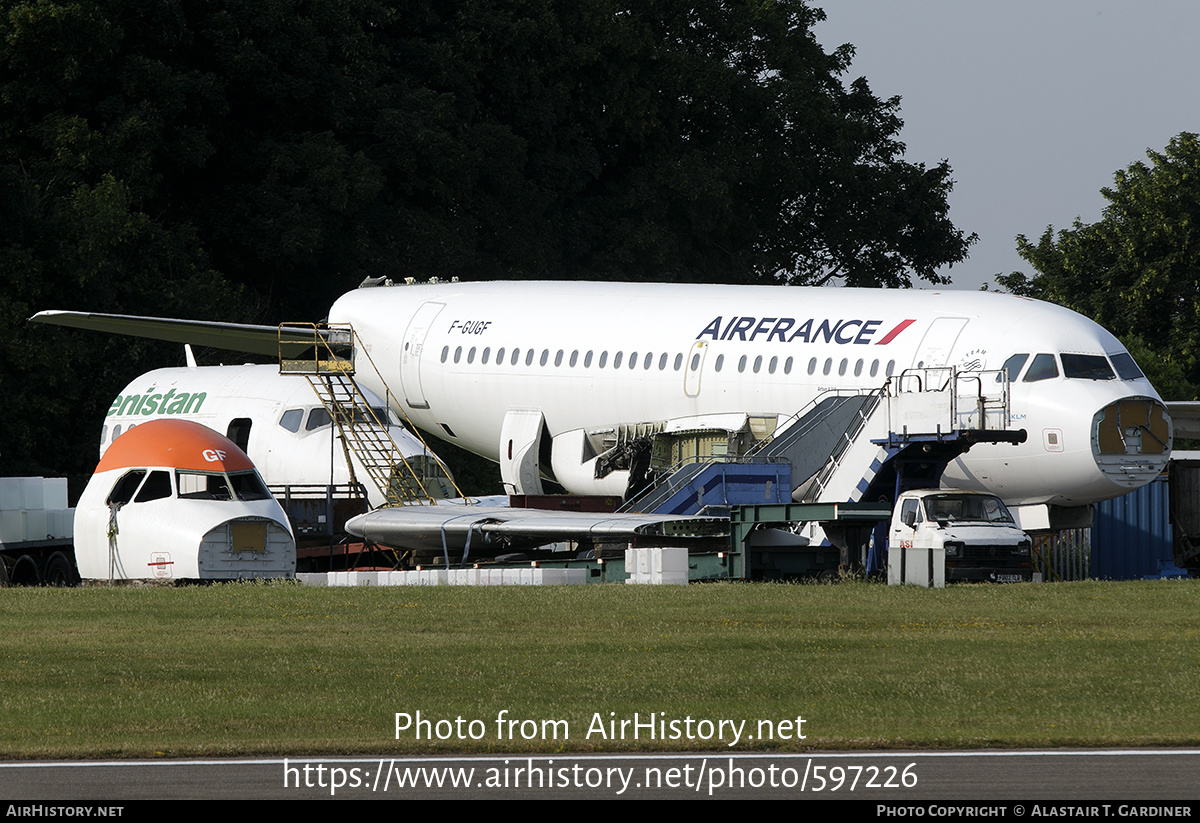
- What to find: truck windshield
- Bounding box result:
[923,494,1015,524]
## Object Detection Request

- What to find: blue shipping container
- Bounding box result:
[1091,474,1188,579]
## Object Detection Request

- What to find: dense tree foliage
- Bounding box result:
[997,133,1200,400]
[1,0,975,481]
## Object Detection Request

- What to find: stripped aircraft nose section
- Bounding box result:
[1092,396,1171,490]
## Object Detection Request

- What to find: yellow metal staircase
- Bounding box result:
[278,323,461,507]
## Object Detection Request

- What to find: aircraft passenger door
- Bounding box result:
[500,409,547,495]
[913,318,967,369]
[399,302,444,410]
[684,341,708,398]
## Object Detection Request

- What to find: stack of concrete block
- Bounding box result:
[298,566,588,586]
[0,477,73,544]
[624,547,689,585]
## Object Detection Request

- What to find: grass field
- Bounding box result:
[0,579,1197,759]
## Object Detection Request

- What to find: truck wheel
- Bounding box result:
[9,555,41,586]
[45,553,80,587]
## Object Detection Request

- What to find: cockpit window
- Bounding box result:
[107,470,146,505]
[177,470,234,500]
[306,408,332,431]
[1061,353,1115,380]
[279,409,303,433]
[1022,353,1059,382]
[1110,352,1146,381]
[345,406,390,426]
[228,471,271,501]
[134,470,172,502]
[176,469,270,501]
[997,353,1029,383]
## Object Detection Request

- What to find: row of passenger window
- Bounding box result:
[442,345,694,371]
[440,344,898,380]
[1000,351,1144,383]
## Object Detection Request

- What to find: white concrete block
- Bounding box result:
[0,511,24,543]
[0,478,24,511]
[21,478,44,511]
[23,509,47,541]
[44,478,68,510]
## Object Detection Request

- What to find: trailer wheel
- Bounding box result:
[0,558,10,588]
[45,553,79,587]
[816,568,840,584]
[9,555,41,586]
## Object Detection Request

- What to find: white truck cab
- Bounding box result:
[889,489,1033,585]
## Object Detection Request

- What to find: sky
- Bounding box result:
[813,0,1200,291]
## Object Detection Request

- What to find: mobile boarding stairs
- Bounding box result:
[621,367,1027,577]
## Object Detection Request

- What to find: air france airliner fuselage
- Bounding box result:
[328,281,1170,518]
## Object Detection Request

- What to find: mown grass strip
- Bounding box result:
[0,579,1196,759]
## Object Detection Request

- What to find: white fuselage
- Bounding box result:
[102,364,453,506]
[328,281,1170,508]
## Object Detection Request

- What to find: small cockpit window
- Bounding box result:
[1110,352,1146,381]
[1023,353,1059,382]
[279,409,303,433]
[1061,353,1114,380]
[306,408,332,431]
[998,353,1029,383]
[134,470,173,503]
[228,471,271,501]
[107,470,146,505]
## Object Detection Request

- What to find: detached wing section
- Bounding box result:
[1166,401,1200,439]
[30,310,321,358]
[345,505,728,554]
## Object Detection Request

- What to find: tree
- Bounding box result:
[0,0,976,482]
[997,132,1200,399]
